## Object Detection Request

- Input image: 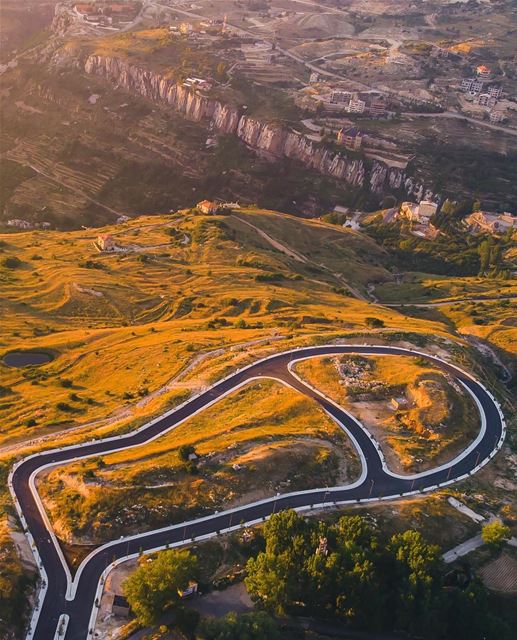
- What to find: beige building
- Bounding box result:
[418,201,438,219]
[337,127,363,151]
[197,200,218,214]
[399,201,437,223]
[466,211,516,235]
[97,234,116,251]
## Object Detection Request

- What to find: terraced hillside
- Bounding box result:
[0,205,516,640]
[0,206,515,452]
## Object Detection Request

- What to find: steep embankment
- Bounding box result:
[79,54,406,194]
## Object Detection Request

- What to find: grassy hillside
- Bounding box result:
[0,207,452,450]
[0,206,515,639]
[39,380,360,546]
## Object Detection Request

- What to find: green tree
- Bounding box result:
[478,238,492,275]
[201,611,279,640]
[481,520,511,548]
[386,530,443,637]
[245,510,311,615]
[123,549,198,625]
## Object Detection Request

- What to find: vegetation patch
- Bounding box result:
[295,354,480,473]
[38,380,360,544]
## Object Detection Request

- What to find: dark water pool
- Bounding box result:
[3,350,55,368]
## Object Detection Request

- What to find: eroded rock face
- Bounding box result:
[81,54,414,194]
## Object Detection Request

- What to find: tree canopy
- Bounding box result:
[481,520,511,547]
[123,549,198,626]
[244,511,512,640]
[201,611,279,640]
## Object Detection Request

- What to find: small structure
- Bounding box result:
[197,200,218,214]
[337,127,363,151]
[476,65,491,79]
[466,211,516,235]
[178,581,198,598]
[390,397,407,410]
[111,594,130,618]
[97,233,116,251]
[316,536,328,556]
[417,200,438,219]
[183,77,212,91]
[241,528,255,543]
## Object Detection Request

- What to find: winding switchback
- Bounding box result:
[9,345,506,640]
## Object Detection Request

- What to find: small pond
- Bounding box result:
[3,350,55,368]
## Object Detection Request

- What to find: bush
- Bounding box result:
[56,402,73,412]
[178,444,196,462]
[255,272,284,282]
[481,520,511,547]
[202,611,279,640]
[1,256,22,269]
[365,317,385,328]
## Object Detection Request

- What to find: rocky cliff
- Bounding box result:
[81,54,411,195]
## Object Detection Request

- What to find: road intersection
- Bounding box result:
[9,345,506,640]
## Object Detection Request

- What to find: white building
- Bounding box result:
[489,109,506,124]
[476,93,490,106]
[487,85,502,99]
[331,90,353,104]
[461,78,484,94]
[347,99,366,114]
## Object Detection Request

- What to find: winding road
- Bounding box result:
[9,345,506,640]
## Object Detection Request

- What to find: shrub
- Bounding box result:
[178,444,196,462]
[481,520,511,547]
[1,256,22,269]
[56,402,73,412]
[365,317,385,328]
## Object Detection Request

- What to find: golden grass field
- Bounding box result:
[0,207,461,453]
[38,380,360,544]
[294,355,480,473]
[0,206,515,625]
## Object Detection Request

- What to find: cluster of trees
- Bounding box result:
[123,549,279,638]
[477,235,511,277]
[366,204,514,278]
[244,511,512,640]
[202,611,279,640]
[124,549,198,626]
[366,217,481,276]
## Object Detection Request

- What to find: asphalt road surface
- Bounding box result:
[9,345,505,640]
